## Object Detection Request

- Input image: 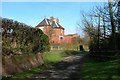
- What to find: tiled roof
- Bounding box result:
[37,18,50,26]
[36,18,64,29]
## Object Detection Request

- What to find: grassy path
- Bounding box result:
[25,53,84,80]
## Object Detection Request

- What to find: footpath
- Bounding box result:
[26,52,86,80]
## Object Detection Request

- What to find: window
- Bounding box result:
[59,36,63,40]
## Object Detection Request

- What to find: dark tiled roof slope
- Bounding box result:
[37,18,64,29]
[37,18,50,26]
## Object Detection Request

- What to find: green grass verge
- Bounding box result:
[2,65,45,80]
[80,56,120,80]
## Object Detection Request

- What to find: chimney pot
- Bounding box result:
[50,16,54,23]
[56,18,59,23]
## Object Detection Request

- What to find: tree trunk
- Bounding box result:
[102,15,106,38]
[108,0,115,34]
[117,1,120,32]
[98,12,100,50]
[108,0,116,51]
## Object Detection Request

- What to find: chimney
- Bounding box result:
[56,18,59,23]
[50,16,54,23]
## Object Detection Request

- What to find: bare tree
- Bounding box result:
[108,0,117,51]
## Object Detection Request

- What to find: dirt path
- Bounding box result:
[26,52,85,80]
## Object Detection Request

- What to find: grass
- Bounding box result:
[2,50,79,80]
[80,56,120,80]
[50,50,80,57]
[42,51,64,65]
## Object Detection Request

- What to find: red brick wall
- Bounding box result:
[43,26,52,37]
[50,28,64,45]
[52,28,64,36]
[36,26,79,45]
[62,34,80,44]
[63,36,73,43]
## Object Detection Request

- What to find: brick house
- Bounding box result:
[35,16,80,46]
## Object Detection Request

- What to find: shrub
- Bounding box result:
[2,18,50,55]
[89,33,120,61]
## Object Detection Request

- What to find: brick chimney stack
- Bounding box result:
[50,16,54,23]
[56,18,59,23]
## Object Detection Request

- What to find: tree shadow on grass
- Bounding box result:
[81,56,120,80]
